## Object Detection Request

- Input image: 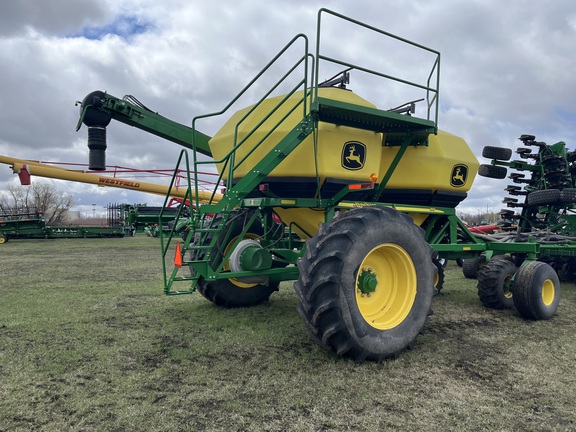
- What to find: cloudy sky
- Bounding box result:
[0,0,575,218]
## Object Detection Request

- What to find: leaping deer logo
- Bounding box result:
[453,167,465,183]
[342,142,365,170]
[450,165,468,187]
[346,145,362,165]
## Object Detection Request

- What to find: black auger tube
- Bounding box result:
[88,126,107,171]
[80,91,112,171]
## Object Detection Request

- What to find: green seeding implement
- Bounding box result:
[76,9,571,362]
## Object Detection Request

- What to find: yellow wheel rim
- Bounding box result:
[223,233,260,288]
[0,237,5,244]
[503,278,514,299]
[356,243,417,330]
[541,278,555,306]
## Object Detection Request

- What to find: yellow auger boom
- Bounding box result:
[0,155,222,203]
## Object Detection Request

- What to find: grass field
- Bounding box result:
[1,236,575,431]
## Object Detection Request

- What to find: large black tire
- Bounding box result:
[196,211,278,308]
[513,261,560,320]
[477,257,516,309]
[526,189,561,206]
[482,146,512,161]
[478,164,507,179]
[294,206,435,362]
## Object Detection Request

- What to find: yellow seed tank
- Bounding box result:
[208,87,479,236]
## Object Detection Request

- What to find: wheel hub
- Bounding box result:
[357,268,378,295]
[229,239,270,284]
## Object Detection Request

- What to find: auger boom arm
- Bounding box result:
[0,155,221,203]
[76,91,212,170]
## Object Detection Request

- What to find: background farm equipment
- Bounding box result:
[479,135,576,235]
[0,209,47,243]
[460,135,576,284]
[0,207,124,243]
[114,203,180,237]
[75,9,564,362]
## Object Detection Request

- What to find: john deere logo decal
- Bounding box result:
[451,164,468,187]
[342,141,366,170]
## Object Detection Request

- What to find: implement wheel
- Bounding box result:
[478,164,507,179]
[526,189,561,207]
[560,188,576,204]
[294,207,435,362]
[0,235,7,244]
[513,261,560,320]
[482,146,512,161]
[462,256,485,279]
[196,211,278,308]
[477,256,516,309]
[433,256,445,294]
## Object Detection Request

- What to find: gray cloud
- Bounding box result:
[0,0,109,37]
[0,0,575,216]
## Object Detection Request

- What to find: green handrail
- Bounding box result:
[314,8,440,128]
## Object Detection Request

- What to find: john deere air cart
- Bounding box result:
[76,9,561,362]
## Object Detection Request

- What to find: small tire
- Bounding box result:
[196,211,279,308]
[197,278,278,308]
[553,259,576,282]
[0,235,7,244]
[477,257,516,309]
[462,256,484,279]
[433,256,445,294]
[482,146,512,161]
[513,261,560,320]
[478,164,507,179]
[526,189,561,206]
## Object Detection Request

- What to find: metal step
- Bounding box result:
[314,97,436,145]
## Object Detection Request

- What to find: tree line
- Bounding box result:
[0,183,73,225]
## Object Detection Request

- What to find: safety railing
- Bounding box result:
[313,8,440,128]
[189,33,312,211]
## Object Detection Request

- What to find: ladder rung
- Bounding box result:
[183,259,209,264]
[195,227,220,233]
[172,276,197,282]
[187,245,212,250]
